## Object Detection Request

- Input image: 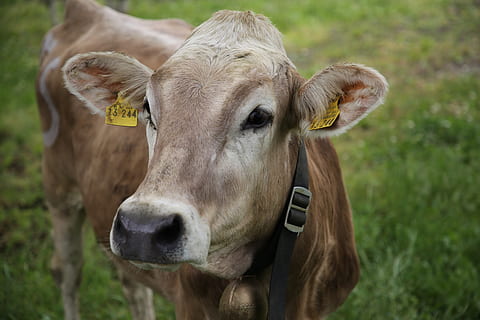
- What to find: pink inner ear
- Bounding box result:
[75,65,123,104]
[327,81,373,130]
[339,81,368,104]
[83,65,110,77]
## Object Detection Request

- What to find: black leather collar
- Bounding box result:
[245,140,311,320]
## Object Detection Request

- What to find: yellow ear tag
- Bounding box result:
[105,95,138,127]
[309,97,341,130]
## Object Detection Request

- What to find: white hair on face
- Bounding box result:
[183,11,285,52]
[170,10,295,75]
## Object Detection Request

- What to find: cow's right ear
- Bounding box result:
[293,64,388,138]
[62,51,153,116]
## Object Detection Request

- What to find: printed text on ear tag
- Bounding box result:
[105,95,138,127]
[309,97,341,130]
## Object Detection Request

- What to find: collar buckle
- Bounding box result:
[284,186,312,234]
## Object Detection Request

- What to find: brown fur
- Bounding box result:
[35,1,379,319]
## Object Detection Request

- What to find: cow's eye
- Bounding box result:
[143,98,157,130]
[242,107,273,130]
[143,98,151,114]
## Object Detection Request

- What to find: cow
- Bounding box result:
[36,0,388,319]
[43,0,129,25]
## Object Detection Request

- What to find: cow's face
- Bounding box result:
[63,10,387,278]
[120,55,298,277]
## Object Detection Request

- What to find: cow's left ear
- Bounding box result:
[294,64,388,137]
[63,51,153,116]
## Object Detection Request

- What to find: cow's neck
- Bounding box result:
[236,140,311,319]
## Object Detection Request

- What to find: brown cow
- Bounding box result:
[37,0,387,319]
[44,0,128,25]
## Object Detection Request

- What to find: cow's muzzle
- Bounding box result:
[109,198,210,267]
[112,210,185,264]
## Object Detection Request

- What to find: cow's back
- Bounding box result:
[36,0,192,238]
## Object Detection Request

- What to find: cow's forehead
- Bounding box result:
[148,66,273,136]
[150,10,294,83]
[182,10,287,55]
[145,10,296,135]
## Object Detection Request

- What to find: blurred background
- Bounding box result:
[0,0,479,319]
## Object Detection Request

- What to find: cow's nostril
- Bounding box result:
[153,214,184,247]
[113,211,128,245]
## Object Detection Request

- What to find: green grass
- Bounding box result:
[1,0,479,319]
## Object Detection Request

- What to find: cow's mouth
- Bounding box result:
[130,260,181,271]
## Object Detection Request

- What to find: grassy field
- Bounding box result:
[1,0,479,319]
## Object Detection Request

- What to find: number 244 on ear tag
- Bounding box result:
[105,95,138,127]
[309,97,341,130]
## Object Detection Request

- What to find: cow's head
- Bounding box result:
[63,10,387,278]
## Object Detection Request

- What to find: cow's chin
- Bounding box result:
[125,240,256,279]
[130,261,181,272]
[191,245,256,279]
[129,250,253,279]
